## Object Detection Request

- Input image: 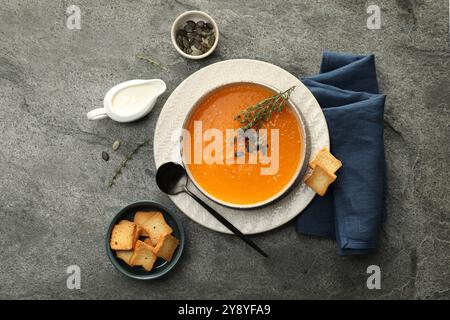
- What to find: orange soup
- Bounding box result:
[183,83,304,206]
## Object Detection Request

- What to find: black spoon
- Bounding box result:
[156,162,268,258]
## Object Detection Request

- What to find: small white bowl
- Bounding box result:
[171,11,219,60]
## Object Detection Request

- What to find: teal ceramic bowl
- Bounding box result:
[106,201,185,280]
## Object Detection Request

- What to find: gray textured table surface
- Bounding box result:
[1,0,449,299]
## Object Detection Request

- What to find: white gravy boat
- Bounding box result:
[87,79,166,122]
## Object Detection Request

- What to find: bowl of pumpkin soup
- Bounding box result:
[181,82,307,209]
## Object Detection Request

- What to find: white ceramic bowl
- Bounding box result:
[171,11,219,60]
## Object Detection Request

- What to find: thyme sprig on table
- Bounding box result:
[108,139,150,188]
[234,86,296,130]
[136,53,167,71]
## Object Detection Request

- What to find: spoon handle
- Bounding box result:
[184,188,268,258]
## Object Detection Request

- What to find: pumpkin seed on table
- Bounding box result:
[102,151,110,161]
[112,140,121,151]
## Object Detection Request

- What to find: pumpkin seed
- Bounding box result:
[177,29,187,37]
[176,35,183,47]
[102,151,110,161]
[208,35,216,46]
[193,40,202,50]
[182,37,189,49]
[191,48,203,56]
[201,43,210,53]
[112,140,121,151]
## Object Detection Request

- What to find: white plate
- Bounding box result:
[154,59,329,234]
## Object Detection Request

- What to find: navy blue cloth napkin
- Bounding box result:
[296,51,386,256]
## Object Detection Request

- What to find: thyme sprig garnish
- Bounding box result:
[234,86,296,130]
[108,139,150,188]
[136,53,167,71]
